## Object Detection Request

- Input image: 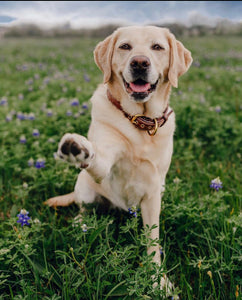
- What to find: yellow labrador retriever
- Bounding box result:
[46,25,192,292]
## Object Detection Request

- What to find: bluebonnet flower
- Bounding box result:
[17,209,31,227]
[19,135,27,144]
[81,224,87,232]
[46,109,53,117]
[57,98,66,106]
[26,78,34,85]
[6,114,12,122]
[28,158,34,167]
[214,106,221,113]
[43,77,50,85]
[0,97,8,106]
[22,64,28,71]
[128,206,138,217]
[38,63,44,70]
[28,113,35,120]
[200,95,206,104]
[35,158,45,169]
[82,102,89,110]
[70,98,79,106]
[193,60,201,67]
[83,74,90,82]
[18,93,24,100]
[32,129,40,137]
[10,110,16,116]
[66,110,72,116]
[17,112,26,120]
[53,152,59,160]
[210,177,223,191]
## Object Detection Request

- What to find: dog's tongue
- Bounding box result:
[130,82,151,93]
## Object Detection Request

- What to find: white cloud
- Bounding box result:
[0,1,241,28]
[187,10,218,27]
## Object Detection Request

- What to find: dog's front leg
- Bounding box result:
[57,133,117,182]
[141,191,161,265]
[141,192,174,293]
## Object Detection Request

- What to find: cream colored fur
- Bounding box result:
[45,26,192,292]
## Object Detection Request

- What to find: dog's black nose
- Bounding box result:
[130,55,151,71]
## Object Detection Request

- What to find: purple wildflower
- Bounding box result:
[19,135,27,144]
[210,177,223,191]
[46,109,53,117]
[128,206,138,217]
[66,110,72,116]
[35,158,45,169]
[28,113,35,120]
[32,129,40,137]
[53,152,59,160]
[82,102,88,110]
[70,98,79,106]
[26,78,34,85]
[81,224,88,232]
[6,115,12,122]
[18,93,24,100]
[214,106,221,113]
[0,97,8,106]
[83,74,90,82]
[57,98,66,106]
[17,112,26,120]
[28,158,34,167]
[43,77,50,85]
[193,60,201,67]
[17,209,31,227]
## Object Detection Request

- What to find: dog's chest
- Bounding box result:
[106,143,162,210]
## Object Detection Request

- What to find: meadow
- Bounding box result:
[0,35,241,299]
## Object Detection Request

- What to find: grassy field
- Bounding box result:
[0,35,241,299]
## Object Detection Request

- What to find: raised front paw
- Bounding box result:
[57,133,94,168]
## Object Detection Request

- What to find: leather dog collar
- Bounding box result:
[107,89,173,136]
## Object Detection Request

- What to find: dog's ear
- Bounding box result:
[167,32,193,88]
[94,32,117,84]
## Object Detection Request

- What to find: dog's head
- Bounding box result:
[94,26,192,103]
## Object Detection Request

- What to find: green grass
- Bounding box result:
[0,35,241,300]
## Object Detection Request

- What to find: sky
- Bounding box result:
[0,1,241,29]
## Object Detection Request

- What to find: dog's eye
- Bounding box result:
[119,43,132,50]
[151,44,165,51]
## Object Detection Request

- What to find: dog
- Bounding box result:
[45,25,192,293]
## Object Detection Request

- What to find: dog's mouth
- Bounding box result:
[123,77,159,100]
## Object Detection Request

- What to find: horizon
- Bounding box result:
[0,1,242,29]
